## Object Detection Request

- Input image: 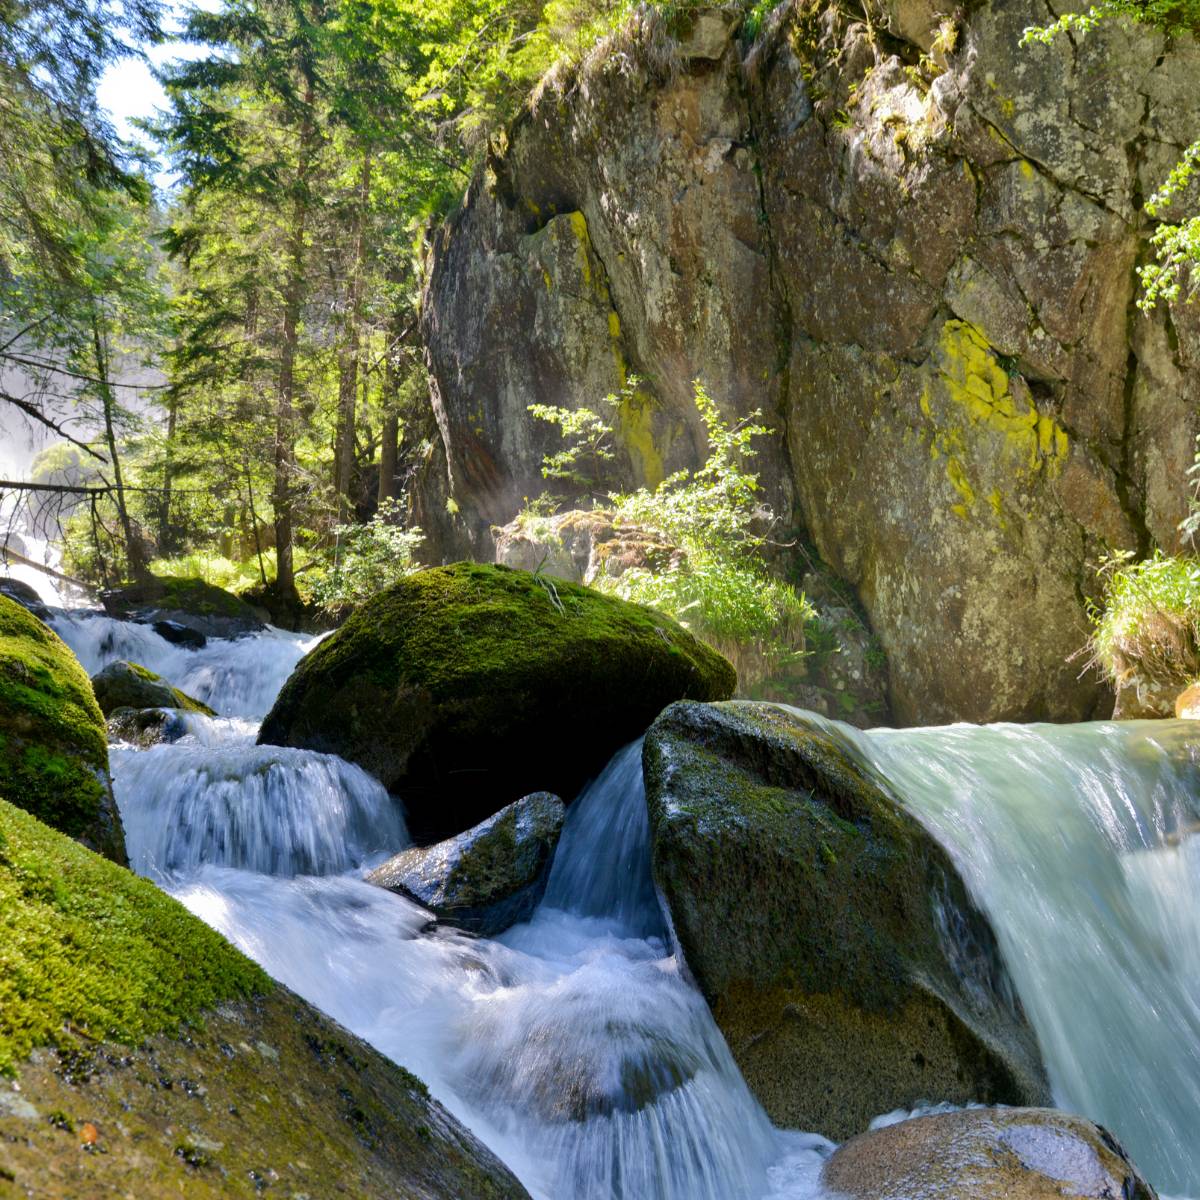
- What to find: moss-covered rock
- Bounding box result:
[822,1107,1157,1200]
[0,595,125,863]
[90,660,216,718]
[0,799,530,1199]
[643,700,1049,1140]
[102,575,265,639]
[259,563,735,840]
[367,792,565,936]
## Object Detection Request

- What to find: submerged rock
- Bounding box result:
[259,562,734,840]
[102,575,265,639]
[368,792,565,936]
[822,1107,1157,1200]
[90,660,216,718]
[152,617,207,648]
[643,700,1049,1140]
[105,705,189,749]
[0,798,530,1200]
[0,594,126,863]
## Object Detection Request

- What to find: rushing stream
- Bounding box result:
[30,605,1200,1198]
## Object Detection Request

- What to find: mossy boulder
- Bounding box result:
[822,1107,1156,1200]
[643,700,1050,1140]
[0,799,530,1199]
[0,595,125,863]
[0,577,51,622]
[259,563,735,840]
[102,575,265,639]
[367,792,565,936]
[90,660,216,718]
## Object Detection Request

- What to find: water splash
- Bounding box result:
[816,714,1200,1196]
[53,611,318,719]
[113,741,407,879]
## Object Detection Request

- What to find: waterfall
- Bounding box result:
[813,714,1200,1197]
[97,605,1200,1199]
[52,611,318,719]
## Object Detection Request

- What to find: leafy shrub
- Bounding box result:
[308,499,424,612]
[526,380,812,684]
[1089,551,1200,689]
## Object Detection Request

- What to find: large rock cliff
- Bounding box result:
[420,0,1200,724]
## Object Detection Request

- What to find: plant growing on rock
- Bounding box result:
[1088,550,1200,715]
[1023,2,1199,310]
[526,380,812,685]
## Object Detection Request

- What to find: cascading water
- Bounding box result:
[813,715,1200,1197]
[79,598,1200,1200]
[51,611,317,718]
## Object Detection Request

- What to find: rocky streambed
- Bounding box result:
[2,565,1198,1197]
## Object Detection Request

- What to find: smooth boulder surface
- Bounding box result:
[0,594,125,863]
[259,562,735,840]
[822,1107,1157,1200]
[643,700,1049,1140]
[0,798,530,1200]
[368,792,565,936]
[90,660,216,718]
[102,575,265,639]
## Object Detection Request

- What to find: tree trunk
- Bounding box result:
[334,152,371,521]
[92,309,150,584]
[272,81,318,606]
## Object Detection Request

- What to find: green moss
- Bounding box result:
[0,797,269,1075]
[90,659,217,717]
[260,563,734,838]
[0,596,113,845]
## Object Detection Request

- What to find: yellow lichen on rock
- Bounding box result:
[932,320,1068,474]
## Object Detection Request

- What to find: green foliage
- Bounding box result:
[530,388,621,492]
[1023,3,1199,309]
[527,380,812,683]
[1089,551,1200,686]
[0,795,268,1075]
[308,499,425,611]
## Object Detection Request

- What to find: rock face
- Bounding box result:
[90,660,216,718]
[420,1,1200,725]
[822,1107,1157,1200]
[642,700,1049,1140]
[0,797,530,1200]
[0,595,126,863]
[368,792,565,936]
[102,575,265,639]
[259,563,735,841]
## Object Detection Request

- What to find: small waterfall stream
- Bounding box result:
[34,601,1200,1199]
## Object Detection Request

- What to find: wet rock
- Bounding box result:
[105,705,189,749]
[90,660,216,718]
[0,595,126,863]
[368,792,565,936]
[259,563,734,841]
[152,618,207,649]
[0,577,51,622]
[643,700,1049,1140]
[822,1107,1157,1200]
[0,798,530,1200]
[102,575,265,639]
[1176,683,1200,720]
